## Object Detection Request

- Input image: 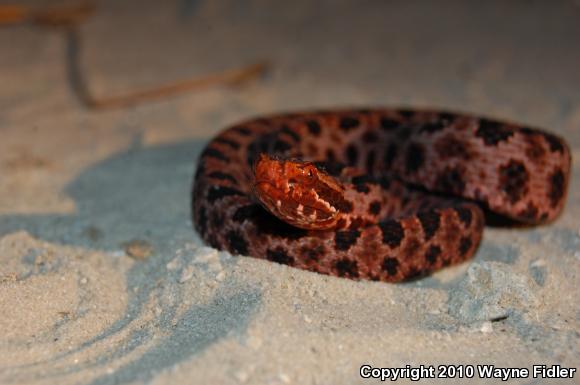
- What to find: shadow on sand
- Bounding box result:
[0,139,261,384]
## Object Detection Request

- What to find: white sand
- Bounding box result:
[0,1,579,384]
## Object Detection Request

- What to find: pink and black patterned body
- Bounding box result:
[192,109,571,282]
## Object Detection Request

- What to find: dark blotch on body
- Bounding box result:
[476,119,514,146]
[346,144,359,166]
[366,150,376,172]
[304,245,325,261]
[251,209,308,240]
[334,258,359,278]
[379,220,405,248]
[202,147,230,162]
[405,142,426,173]
[419,121,445,133]
[207,234,219,249]
[435,167,466,195]
[380,118,400,131]
[214,137,241,149]
[207,171,237,184]
[335,230,361,251]
[548,169,565,208]
[420,113,455,133]
[226,230,249,255]
[458,236,473,257]
[362,131,378,143]
[194,162,205,181]
[543,133,565,153]
[354,183,370,193]
[417,210,440,240]
[197,206,207,236]
[455,207,473,227]
[383,143,398,169]
[306,120,322,136]
[326,149,337,163]
[232,125,252,136]
[339,117,360,132]
[336,199,354,214]
[523,134,547,162]
[397,109,415,118]
[352,175,374,194]
[369,201,381,215]
[280,125,301,142]
[382,257,399,276]
[210,211,224,229]
[435,135,471,159]
[233,204,262,223]
[207,186,245,203]
[397,127,412,141]
[267,248,295,265]
[313,161,346,176]
[499,160,529,203]
[349,217,367,229]
[425,245,441,264]
[352,175,376,187]
[404,238,422,257]
[438,112,456,123]
[406,268,428,280]
[273,140,292,153]
[379,177,391,189]
[518,203,539,221]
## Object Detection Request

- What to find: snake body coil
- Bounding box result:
[192,109,571,282]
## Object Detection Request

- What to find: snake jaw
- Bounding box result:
[253,154,343,230]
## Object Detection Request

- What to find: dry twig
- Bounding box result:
[0,2,269,109]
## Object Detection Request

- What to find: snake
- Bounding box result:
[191,108,571,282]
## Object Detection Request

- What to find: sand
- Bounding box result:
[0,1,579,384]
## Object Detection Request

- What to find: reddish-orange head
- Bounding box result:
[253,154,345,230]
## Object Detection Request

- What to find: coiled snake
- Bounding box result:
[192,109,571,282]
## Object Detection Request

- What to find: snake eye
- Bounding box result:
[303,164,317,178]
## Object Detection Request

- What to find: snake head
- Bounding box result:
[253,154,346,230]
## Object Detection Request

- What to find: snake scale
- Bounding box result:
[192,108,571,282]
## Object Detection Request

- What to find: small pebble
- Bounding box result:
[166,258,181,270]
[192,247,219,263]
[123,239,153,260]
[179,266,194,283]
[480,321,493,333]
[530,259,546,267]
[215,271,226,282]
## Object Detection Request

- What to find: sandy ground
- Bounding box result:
[0,1,579,384]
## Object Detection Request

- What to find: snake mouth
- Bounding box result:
[253,180,340,230]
